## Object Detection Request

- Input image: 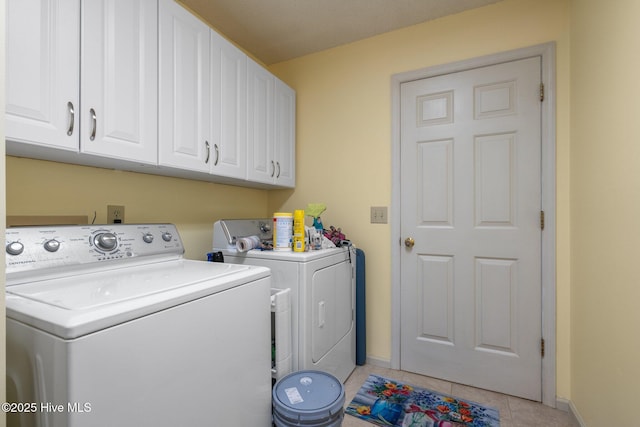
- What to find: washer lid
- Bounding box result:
[6,260,270,339]
[8,261,247,310]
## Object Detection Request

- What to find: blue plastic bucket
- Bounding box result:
[272,370,345,427]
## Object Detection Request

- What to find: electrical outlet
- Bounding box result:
[107,205,125,224]
[370,206,388,224]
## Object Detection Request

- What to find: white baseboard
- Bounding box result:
[568,400,587,427]
[555,397,570,412]
[558,398,586,427]
[365,356,391,369]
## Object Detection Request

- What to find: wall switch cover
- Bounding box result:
[370,206,388,224]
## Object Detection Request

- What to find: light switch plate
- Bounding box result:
[370,206,388,224]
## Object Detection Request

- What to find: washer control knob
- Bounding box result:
[6,241,24,256]
[44,239,61,252]
[161,232,173,242]
[94,233,118,251]
[142,233,154,243]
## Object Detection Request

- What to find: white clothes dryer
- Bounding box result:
[6,224,272,427]
[213,219,356,383]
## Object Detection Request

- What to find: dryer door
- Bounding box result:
[311,259,353,362]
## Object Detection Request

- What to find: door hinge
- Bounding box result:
[540,82,545,102]
[540,210,545,230]
[541,338,545,358]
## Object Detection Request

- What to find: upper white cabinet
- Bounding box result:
[158,0,211,172]
[6,0,80,152]
[247,58,296,188]
[6,0,295,188]
[273,79,296,188]
[81,0,158,163]
[210,30,247,179]
[6,0,158,165]
[159,1,248,181]
[247,58,274,184]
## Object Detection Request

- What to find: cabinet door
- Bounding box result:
[158,0,210,172]
[274,79,296,187]
[247,58,274,184]
[210,31,247,179]
[5,0,80,152]
[80,0,158,164]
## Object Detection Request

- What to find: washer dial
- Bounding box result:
[44,239,61,252]
[94,232,118,252]
[6,241,24,256]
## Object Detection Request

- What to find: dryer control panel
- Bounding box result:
[5,224,184,281]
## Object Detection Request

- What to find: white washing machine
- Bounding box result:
[213,219,356,383]
[5,224,272,427]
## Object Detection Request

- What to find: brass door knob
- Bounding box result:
[404,237,415,248]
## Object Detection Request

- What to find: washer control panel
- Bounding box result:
[5,224,184,278]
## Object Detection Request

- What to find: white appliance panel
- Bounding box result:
[311,260,354,362]
[7,278,271,427]
[298,250,356,382]
[5,223,184,280]
[6,223,273,427]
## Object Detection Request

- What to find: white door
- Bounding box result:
[158,0,211,172]
[400,57,542,401]
[81,0,158,164]
[5,0,80,151]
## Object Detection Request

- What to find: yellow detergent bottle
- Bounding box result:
[293,210,305,252]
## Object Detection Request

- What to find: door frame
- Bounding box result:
[390,42,557,407]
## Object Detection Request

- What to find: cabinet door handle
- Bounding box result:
[66,102,75,136]
[205,141,210,164]
[214,143,220,166]
[270,160,275,177]
[276,161,281,178]
[89,108,97,141]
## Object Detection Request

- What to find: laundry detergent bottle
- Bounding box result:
[293,209,305,252]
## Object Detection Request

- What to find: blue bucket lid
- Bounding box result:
[273,370,345,422]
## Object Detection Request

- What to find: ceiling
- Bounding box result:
[179,0,503,65]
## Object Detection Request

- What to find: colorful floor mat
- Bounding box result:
[345,374,500,427]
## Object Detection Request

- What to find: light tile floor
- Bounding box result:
[342,365,571,427]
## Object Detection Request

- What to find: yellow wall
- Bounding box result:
[5,157,270,260]
[269,0,572,400]
[569,0,640,424]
